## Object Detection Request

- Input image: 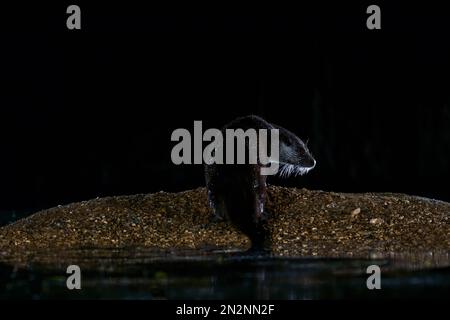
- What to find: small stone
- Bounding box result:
[370,218,384,225]
[351,208,361,218]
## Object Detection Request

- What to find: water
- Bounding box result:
[1,249,449,299]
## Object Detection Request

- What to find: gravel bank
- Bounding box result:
[0,186,449,267]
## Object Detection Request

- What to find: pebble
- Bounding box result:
[351,208,361,218]
[369,218,384,225]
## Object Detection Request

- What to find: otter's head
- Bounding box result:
[276,126,316,178]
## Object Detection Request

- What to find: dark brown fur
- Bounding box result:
[205,115,315,251]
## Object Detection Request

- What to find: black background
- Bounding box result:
[1,2,449,220]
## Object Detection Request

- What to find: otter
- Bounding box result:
[204,115,316,251]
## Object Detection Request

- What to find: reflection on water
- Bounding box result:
[1,248,450,299]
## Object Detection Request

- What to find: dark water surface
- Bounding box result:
[1,248,450,299]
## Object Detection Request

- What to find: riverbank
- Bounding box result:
[0,186,449,268]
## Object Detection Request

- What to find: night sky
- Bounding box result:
[1,2,449,219]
